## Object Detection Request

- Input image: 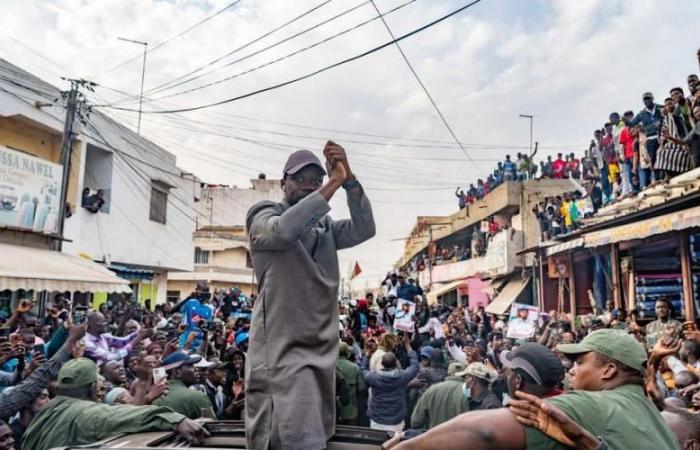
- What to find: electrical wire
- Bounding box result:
[137,0,417,103]
[133,0,340,99]
[95,0,245,77]
[369,0,483,174]
[91,83,585,150]
[96,0,487,114]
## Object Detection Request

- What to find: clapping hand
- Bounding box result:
[324,141,349,184]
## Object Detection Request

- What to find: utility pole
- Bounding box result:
[118,37,148,134]
[56,79,91,251]
[519,114,534,156]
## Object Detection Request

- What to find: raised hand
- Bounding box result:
[323,141,349,184]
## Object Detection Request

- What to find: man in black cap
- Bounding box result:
[246,141,375,450]
[152,351,215,420]
[500,343,565,400]
[391,330,679,450]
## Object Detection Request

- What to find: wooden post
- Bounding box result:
[611,244,622,310]
[568,253,576,324]
[538,252,546,311]
[680,231,695,322]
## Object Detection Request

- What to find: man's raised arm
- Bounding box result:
[394,408,526,450]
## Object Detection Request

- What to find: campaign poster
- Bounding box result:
[506,303,539,339]
[393,299,415,332]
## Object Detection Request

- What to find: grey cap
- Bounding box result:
[642,92,654,99]
[283,150,326,177]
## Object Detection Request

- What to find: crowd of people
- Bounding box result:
[454,151,586,211]
[0,283,251,449]
[404,215,504,275]
[532,189,598,240]
[456,54,700,214]
[336,288,700,449]
[3,279,700,449]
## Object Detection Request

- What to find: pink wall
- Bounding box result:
[467,276,490,309]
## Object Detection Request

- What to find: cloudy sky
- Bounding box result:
[2,0,699,290]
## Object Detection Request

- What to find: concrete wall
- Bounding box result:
[418,229,524,285]
[211,247,249,268]
[399,182,522,268]
[0,63,196,275]
[62,112,197,273]
[197,178,283,228]
[400,179,579,269]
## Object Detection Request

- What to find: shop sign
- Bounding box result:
[585,206,700,248]
[0,146,62,235]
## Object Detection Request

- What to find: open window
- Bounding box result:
[82,144,113,213]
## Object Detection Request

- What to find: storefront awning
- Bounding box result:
[108,264,154,281]
[546,237,584,256]
[584,205,700,248]
[0,243,131,293]
[168,271,253,285]
[485,277,531,315]
[426,279,466,305]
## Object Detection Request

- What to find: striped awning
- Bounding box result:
[485,276,531,315]
[108,264,154,281]
[0,243,131,293]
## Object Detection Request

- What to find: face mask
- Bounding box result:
[502,393,511,406]
[462,382,471,400]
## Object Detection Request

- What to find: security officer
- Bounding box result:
[22,358,209,450]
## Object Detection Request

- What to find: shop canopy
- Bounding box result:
[168,271,253,285]
[108,264,154,281]
[0,243,131,293]
[584,205,700,248]
[426,279,466,305]
[546,237,584,256]
[485,276,531,315]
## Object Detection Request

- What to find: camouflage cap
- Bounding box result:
[455,362,498,383]
[447,362,465,377]
[338,341,351,356]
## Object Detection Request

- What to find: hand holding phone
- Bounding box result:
[153,367,167,384]
[72,306,88,325]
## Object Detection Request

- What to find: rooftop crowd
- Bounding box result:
[455,51,700,244]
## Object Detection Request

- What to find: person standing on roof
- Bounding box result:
[245,142,375,450]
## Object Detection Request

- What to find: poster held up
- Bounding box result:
[393,299,415,332]
[506,303,538,339]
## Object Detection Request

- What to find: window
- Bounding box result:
[195,247,209,264]
[167,290,181,303]
[83,144,113,213]
[149,182,168,224]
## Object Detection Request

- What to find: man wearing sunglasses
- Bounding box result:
[245,141,376,450]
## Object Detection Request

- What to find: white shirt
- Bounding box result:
[418,317,445,339]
